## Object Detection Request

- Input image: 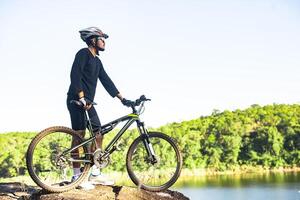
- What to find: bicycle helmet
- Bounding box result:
[79,27,109,42]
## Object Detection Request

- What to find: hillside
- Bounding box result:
[0,103,300,178]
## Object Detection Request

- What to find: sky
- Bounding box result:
[0,0,300,133]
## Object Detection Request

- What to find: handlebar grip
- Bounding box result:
[70,100,97,106]
[70,100,83,106]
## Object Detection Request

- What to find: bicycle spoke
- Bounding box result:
[27,127,91,192]
[127,132,182,191]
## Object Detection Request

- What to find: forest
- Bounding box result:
[0,103,299,177]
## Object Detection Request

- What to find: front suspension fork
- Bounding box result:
[137,121,157,164]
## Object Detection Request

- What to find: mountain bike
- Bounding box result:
[26,95,182,192]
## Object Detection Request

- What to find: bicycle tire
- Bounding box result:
[126,132,182,192]
[26,126,91,192]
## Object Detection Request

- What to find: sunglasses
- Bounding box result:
[97,37,106,41]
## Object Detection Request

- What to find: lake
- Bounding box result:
[174,171,300,200]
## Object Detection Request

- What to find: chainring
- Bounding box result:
[93,149,110,169]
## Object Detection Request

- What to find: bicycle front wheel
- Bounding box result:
[126,132,182,191]
[26,126,91,192]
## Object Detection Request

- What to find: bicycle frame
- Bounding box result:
[64,101,155,163]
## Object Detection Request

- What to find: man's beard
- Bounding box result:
[96,46,105,51]
[95,47,105,55]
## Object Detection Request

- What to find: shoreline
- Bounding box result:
[178,166,300,177]
[2,167,300,187]
[172,167,300,188]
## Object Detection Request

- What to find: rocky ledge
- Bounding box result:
[0,182,189,200]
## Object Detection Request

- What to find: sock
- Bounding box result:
[91,165,100,176]
[73,168,81,176]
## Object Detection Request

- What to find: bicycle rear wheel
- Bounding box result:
[126,132,182,191]
[26,126,91,192]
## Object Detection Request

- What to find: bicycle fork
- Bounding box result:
[137,121,157,164]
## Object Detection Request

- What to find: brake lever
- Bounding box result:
[135,99,142,106]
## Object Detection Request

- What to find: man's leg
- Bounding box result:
[88,106,103,152]
[67,100,86,169]
[71,130,85,169]
[71,130,96,190]
[93,133,103,151]
[67,99,95,189]
[67,99,88,174]
[88,107,114,185]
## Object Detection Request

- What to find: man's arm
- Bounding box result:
[98,65,120,98]
[116,93,124,101]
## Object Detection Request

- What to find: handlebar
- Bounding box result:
[70,95,150,109]
[129,95,151,115]
[128,95,151,107]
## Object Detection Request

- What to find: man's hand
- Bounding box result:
[121,98,134,107]
[79,97,92,110]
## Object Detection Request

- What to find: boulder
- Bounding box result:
[0,182,189,200]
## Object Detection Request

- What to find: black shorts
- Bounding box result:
[67,96,101,132]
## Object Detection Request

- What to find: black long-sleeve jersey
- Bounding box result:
[67,48,119,101]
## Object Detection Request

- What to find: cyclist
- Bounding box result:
[67,27,130,189]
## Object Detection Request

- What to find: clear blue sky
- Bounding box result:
[0,0,300,133]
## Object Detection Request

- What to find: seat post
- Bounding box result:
[84,110,93,133]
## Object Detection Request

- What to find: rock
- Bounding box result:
[0,183,189,200]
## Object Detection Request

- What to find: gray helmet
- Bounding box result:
[79,27,109,42]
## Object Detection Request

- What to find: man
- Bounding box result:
[67,27,130,189]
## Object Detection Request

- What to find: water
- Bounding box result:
[175,171,300,200]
